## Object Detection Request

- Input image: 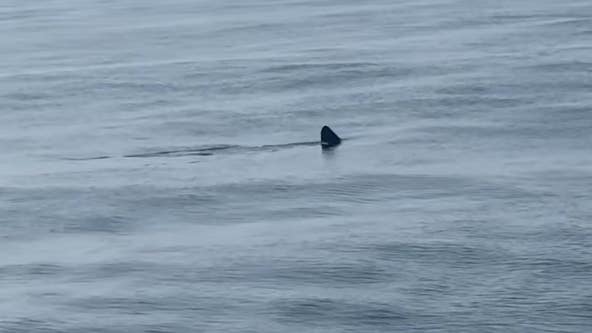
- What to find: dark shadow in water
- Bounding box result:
[321,145,339,162]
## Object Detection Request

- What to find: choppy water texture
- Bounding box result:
[1,0,592,332]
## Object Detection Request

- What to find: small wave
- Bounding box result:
[59,141,322,162]
[125,141,319,158]
[124,145,238,158]
[61,155,111,161]
[261,62,380,74]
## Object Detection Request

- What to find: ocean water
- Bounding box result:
[1,0,592,332]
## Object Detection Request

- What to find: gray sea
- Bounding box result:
[1,0,592,332]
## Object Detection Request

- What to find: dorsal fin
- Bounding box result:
[321,125,341,148]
